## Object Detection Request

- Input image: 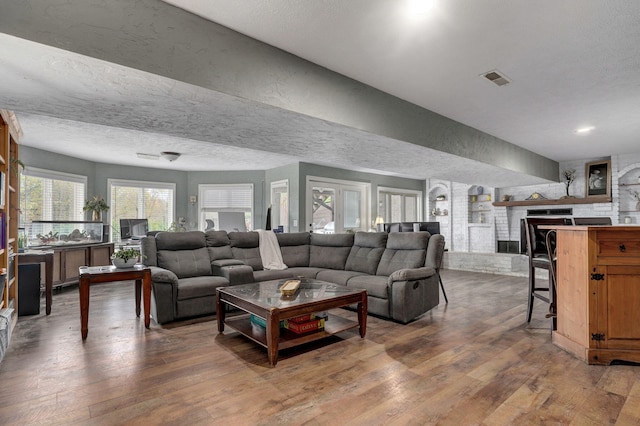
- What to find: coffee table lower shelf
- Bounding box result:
[225,313,358,351]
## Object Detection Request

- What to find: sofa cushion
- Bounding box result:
[176,275,228,300]
[156,231,206,251]
[229,232,263,271]
[231,247,263,271]
[229,231,259,248]
[347,275,389,299]
[276,232,310,267]
[316,269,367,286]
[157,247,212,278]
[285,267,324,279]
[309,233,354,270]
[345,232,387,274]
[205,230,230,247]
[205,230,234,260]
[376,233,428,277]
[253,269,295,282]
[208,245,234,261]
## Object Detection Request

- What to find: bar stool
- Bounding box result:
[545,229,558,328]
[523,217,566,323]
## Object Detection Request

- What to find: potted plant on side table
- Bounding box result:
[111,247,143,268]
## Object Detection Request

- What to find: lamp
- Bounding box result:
[374,216,385,232]
[161,151,181,162]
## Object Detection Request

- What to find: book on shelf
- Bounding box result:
[287,312,327,323]
[250,314,285,329]
[284,318,325,334]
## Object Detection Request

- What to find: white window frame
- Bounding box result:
[306,176,370,234]
[198,183,254,231]
[377,186,423,224]
[20,166,87,223]
[107,178,176,239]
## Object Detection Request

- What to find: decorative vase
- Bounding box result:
[112,258,137,268]
[92,211,101,222]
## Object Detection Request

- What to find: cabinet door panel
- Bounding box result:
[604,266,640,348]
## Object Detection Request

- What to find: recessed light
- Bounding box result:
[575,126,595,134]
[406,0,436,16]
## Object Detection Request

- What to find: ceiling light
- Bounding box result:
[406,0,436,16]
[575,126,595,134]
[136,153,159,160]
[161,151,181,162]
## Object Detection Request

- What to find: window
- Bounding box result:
[306,177,370,234]
[378,187,422,223]
[199,184,253,232]
[20,167,86,225]
[108,179,175,242]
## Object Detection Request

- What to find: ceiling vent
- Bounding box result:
[482,70,511,87]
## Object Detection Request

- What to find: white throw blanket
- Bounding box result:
[257,229,288,270]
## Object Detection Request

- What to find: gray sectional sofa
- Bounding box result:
[141,230,445,325]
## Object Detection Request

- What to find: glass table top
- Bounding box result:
[218,279,362,309]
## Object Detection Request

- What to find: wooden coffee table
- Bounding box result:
[216,279,367,366]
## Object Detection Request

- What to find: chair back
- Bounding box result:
[571,217,612,225]
[522,217,568,260]
[545,229,557,283]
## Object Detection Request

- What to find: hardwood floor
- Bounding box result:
[1,269,640,425]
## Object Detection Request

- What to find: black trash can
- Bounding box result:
[18,263,41,316]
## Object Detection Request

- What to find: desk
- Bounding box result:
[78,265,152,340]
[18,250,54,315]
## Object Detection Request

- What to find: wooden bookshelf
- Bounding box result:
[0,110,21,348]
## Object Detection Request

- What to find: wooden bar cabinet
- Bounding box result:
[553,225,640,365]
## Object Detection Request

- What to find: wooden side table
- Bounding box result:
[78,264,152,340]
[18,250,54,314]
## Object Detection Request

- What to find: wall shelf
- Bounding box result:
[493,196,611,207]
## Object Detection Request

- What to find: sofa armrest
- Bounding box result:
[147,266,179,324]
[219,264,254,285]
[388,266,436,283]
[149,266,179,284]
[425,234,445,269]
[211,258,246,276]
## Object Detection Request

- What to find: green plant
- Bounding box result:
[83,196,110,213]
[111,248,143,263]
[10,157,25,178]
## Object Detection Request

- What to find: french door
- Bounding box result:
[306,177,369,234]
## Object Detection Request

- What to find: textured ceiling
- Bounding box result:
[3,0,640,187]
[166,0,640,162]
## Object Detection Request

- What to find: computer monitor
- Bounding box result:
[218,212,247,232]
[119,218,149,240]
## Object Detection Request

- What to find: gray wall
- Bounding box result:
[21,146,426,233]
[265,163,300,232]
[21,146,189,223]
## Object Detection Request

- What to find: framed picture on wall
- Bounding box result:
[585,160,611,198]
